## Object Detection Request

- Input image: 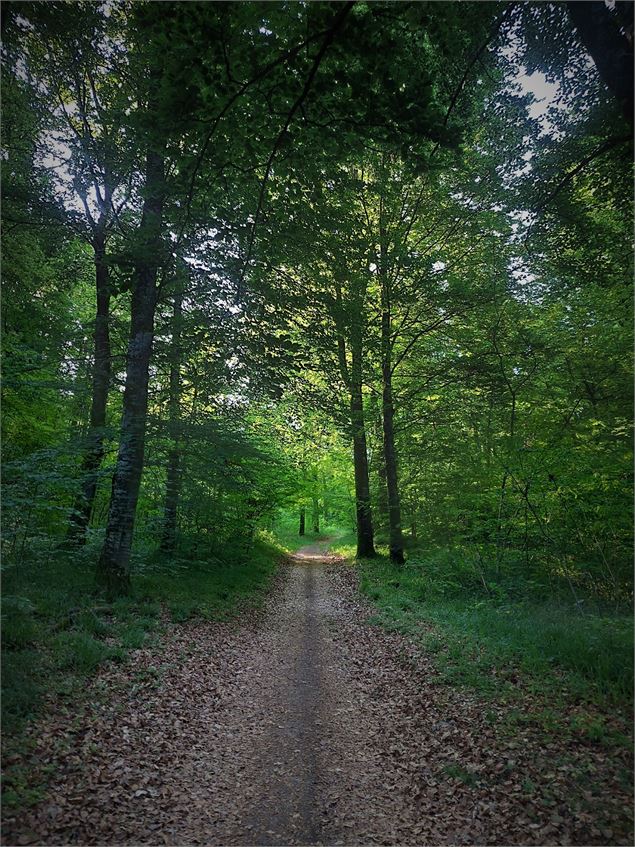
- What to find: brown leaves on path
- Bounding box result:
[2,556,632,846]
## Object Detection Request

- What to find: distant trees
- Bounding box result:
[1,0,631,601]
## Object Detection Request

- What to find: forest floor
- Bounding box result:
[3,543,632,846]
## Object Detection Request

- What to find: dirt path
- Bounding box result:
[4,547,632,845]
[167,541,428,845]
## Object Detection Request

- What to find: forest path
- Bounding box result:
[170,542,429,845]
[5,548,632,845]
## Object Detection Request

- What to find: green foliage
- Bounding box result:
[2,596,40,649]
[118,625,149,650]
[1,536,281,740]
[326,531,358,559]
[271,520,354,554]
[358,551,633,704]
[3,0,630,599]
[1,651,45,729]
[1,0,632,820]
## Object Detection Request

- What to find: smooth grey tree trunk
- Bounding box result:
[372,403,390,537]
[350,342,375,558]
[380,332,405,565]
[97,145,164,596]
[321,472,329,524]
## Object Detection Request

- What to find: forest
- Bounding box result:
[1,2,633,845]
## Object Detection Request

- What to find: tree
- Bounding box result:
[1,0,631,610]
[566,1,633,128]
[96,8,167,593]
[2,5,138,544]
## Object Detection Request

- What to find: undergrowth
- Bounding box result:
[352,546,633,727]
[1,534,281,743]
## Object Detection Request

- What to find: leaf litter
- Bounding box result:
[2,550,632,846]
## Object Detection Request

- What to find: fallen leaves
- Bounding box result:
[1,558,632,846]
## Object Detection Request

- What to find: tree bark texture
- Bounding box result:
[373,405,390,536]
[321,472,329,523]
[97,146,164,596]
[350,343,376,558]
[299,507,306,536]
[381,344,405,564]
[333,281,375,558]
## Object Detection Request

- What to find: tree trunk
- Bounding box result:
[160,277,184,554]
[333,280,375,558]
[567,1,633,127]
[312,497,320,534]
[374,408,390,536]
[350,344,375,558]
[160,449,180,554]
[381,350,405,564]
[66,231,111,545]
[299,507,306,536]
[379,201,405,565]
[97,145,164,597]
[495,389,517,567]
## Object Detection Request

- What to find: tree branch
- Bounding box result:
[238,2,356,291]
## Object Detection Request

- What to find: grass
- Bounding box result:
[353,546,633,717]
[271,519,353,554]
[327,529,357,557]
[1,533,281,756]
[443,763,480,787]
[136,537,279,622]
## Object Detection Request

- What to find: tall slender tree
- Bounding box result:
[96,17,166,592]
[160,267,185,553]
